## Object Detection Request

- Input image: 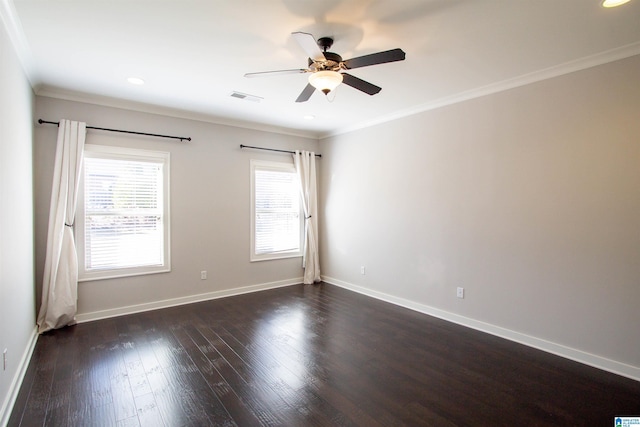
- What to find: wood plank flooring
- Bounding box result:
[8,283,640,426]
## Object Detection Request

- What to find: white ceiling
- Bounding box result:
[4,0,640,138]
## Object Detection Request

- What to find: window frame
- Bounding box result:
[250,159,303,262]
[76,144,171,282]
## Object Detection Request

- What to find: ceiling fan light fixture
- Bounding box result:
[602,0,631,7]
[309,71,343,95]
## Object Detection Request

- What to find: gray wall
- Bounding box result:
[319,55,640,377]
[0,18,35,423]
[34,97,318,319]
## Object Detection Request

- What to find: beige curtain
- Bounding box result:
[293,150,320,284]
[37,120,86,333]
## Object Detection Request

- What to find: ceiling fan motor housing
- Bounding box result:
[308,51,343,71]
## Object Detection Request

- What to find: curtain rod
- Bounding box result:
[240,144,321,157]
[38,119,191,142]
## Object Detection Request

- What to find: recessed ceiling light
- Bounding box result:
[303,115,315,120]
[127,77,145,85]
[602,0,631,7]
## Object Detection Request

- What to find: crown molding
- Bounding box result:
[0,0,38,85]
[36,87,321,140]
[323,42,640,139]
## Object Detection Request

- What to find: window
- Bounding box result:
[77,145,170,281]
[251,159,302,261]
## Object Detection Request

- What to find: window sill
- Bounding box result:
[79,267,171,282]
[250,252,302,262]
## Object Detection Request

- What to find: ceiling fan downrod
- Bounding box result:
[317,37,334,52]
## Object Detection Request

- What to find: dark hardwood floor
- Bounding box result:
[8,283,640,426]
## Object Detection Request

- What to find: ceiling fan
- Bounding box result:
[244,32,406,102]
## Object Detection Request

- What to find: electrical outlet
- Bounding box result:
[360,266,365,275]
[200,271,207,280]
[456,287,464,299]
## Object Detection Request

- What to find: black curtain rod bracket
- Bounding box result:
[38,119,191,142]
[240,144,321,157]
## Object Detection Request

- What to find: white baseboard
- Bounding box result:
[0,326,38,427]
[322,276,640,382]
[75,278,303,323]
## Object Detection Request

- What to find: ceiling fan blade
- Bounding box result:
[292,32,326,62]
[343,48,406,69]
[295,83,316,103]
[244,69,308,78]
[341,73,382,96]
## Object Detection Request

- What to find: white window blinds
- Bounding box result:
[251,160,302,261]
[79,145,170,280]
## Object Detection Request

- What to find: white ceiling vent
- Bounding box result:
[230,91,263,103]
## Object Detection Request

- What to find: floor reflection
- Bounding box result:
[252,302,314,391]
